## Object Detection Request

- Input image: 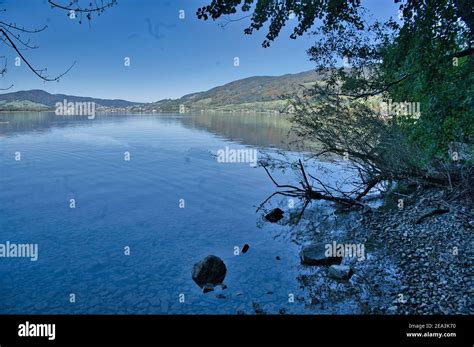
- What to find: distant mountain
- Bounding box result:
[0,89,138,111]
[0,70,323,113]
[133,70,324,113]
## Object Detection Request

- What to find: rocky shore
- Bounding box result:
[298,187,473,314]
[193,188,472,315]
[361,188,473,314]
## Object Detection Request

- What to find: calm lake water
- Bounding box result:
[0,112,316,314]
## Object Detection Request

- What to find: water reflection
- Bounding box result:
[0,111,308,314]
[0,112,298,150]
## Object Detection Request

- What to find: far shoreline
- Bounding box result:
[0,110,293,116]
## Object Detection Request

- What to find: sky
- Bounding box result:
[0,0,400,102]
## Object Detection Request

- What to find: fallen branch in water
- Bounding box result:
[257,159,376,219]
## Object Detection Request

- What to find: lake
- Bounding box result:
[0,112,320,314]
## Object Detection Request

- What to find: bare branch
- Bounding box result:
[47,0,117,13]
[259,159,367,219]
[0,28,76,81]
[0,21,48,33]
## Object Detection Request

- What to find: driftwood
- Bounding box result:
[257,159,377,223]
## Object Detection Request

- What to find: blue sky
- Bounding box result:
[0,0,399,102]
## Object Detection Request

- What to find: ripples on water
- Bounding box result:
[0,112,319,314]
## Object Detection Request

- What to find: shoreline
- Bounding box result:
[296,187,473,314]
[0,109,292,116]
[360,188,472,314]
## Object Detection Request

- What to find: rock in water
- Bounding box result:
[265,208,284,223]
[202,284,215,293]
[242,244,250,253]
[328,265,353,280]
[192,255,227,288]
[299,243,343,266]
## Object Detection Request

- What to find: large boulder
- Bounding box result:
[192,255,227,288]
[300,243,343,266]
[265,208,284,223]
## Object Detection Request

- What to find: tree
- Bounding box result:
[197,0,473,212]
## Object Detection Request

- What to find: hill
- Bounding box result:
[0,89,138,111]
[0,70,323,113]
[132,70,324,113]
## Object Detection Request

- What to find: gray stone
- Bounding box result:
[299,243,343,266]
[328,265,353,280]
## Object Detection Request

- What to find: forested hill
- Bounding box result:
[132,70,324,113]
[0,70,323,112]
